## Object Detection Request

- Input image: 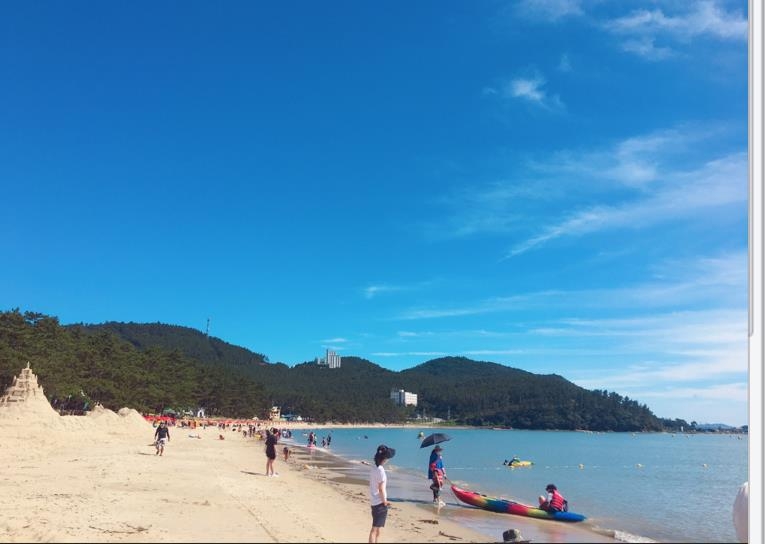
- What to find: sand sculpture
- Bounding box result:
[0,362,59,418]
[0,362,153,435]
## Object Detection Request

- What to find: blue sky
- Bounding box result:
[0,1,749,425]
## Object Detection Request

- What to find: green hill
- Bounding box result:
[0,309,678,431]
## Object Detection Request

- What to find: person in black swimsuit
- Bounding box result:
[265,427,278,476]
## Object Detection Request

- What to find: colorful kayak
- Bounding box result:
[450,485,586,522]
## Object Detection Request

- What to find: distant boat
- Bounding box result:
[417,431,425,439]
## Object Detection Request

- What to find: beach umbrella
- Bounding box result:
[420,432,452,448]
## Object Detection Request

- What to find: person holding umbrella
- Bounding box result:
[427,445,446,506]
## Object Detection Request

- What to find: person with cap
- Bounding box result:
[538,483,567,512]
[369,444,395,543]
[427,444,446,506]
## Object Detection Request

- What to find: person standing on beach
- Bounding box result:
[265,427,278,476]
[154,421,170,456]
[427,445,446,506]
[369,444,395,544]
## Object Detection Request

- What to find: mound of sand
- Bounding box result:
[0,362,60,427]
[0,364,152,438]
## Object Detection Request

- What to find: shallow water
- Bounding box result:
[286,427,747,543]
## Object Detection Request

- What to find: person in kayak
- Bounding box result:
[538,483,567,512]
[428,445,446,506]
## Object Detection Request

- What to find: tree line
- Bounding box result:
[0,309,687,431]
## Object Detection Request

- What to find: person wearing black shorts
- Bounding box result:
[368,444,395,543]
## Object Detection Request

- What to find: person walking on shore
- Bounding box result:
[265,427,279,476]
[368,444,395,543]
[427,445,446,506]
[154,421,170,456]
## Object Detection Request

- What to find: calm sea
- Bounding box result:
[284,427,747,543]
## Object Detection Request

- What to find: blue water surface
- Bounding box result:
[286,427,747,543]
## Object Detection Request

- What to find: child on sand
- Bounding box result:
[369,444,395,544]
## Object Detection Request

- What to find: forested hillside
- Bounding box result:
[0,310,682,431]
[0,311,270,417]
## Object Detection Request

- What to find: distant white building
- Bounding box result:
[317,349,342,368]
[390,388,418,407]
[326,349,341,368]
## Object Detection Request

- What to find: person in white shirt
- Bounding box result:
[368,444,396,543]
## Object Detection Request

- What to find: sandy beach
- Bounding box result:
[0,413,493,542]
[0,367,617,543]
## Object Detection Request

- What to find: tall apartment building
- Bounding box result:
[326,349,341,369]
[317,349,342,368]
[390,388,418,407]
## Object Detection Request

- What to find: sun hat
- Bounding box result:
[376,444,396,459]
[434,445,443,451]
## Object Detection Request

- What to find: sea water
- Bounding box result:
[285,427,747,543]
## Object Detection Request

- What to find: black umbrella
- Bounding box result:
[420,432,452,448]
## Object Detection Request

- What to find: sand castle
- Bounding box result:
[0,363,153,436]
[0,362,58,414]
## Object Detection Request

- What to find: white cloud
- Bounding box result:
[397,251,746,321]
[573,357,747,390]
[603,1,747,60]
[463,349,526,356]
[605,1,748,41]
[509,77,546,103]
[371,351,448,357]
[628,382,748,402]
[621,37,676,60]
[363,279,436,299]
[363,284,402,299]
[483,73,564,112]
[532,127,709,188]
[397,292,557,320]
[506,151,746,257]
[505,76,565,111]
[438,125,738,243]
[321,337,348,343]
[514,0,584,22]
[558,53,572,72]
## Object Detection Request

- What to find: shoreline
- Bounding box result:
[284,435,620,544]
[0,392,618,543]
[0,409,493,543]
